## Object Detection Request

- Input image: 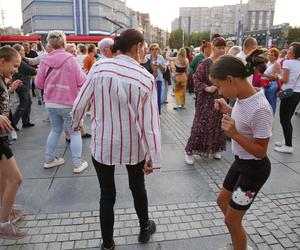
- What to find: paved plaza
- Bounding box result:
[0,94,300,250]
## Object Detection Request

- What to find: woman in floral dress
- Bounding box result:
[185,37,227,164]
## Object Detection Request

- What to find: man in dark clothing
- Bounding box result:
[12,44,37,128]
[23,42,38,98]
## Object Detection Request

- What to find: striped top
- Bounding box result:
[72,54,161,169]
[231,90,273,160]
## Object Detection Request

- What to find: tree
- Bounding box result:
[169,29,188,49]
[188,32,210,47]
[287,26,300,45]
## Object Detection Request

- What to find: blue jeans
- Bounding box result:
[157,81,162,114]
[264,81,278,114]
[46,108,82,166]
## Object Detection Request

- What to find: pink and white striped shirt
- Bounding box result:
[72,54,161,169]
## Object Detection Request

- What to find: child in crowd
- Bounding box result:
[210,52,273,250]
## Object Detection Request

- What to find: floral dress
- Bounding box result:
[185,58,226,156]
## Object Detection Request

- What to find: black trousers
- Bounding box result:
[92,157,149,247]
[13,89,32,126]
[279,92,300,146]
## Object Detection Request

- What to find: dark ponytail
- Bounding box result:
[209,55,250,80]
[209,48,269,80]
[111,29,145,54]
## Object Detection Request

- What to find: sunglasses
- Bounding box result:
[151,48,159,51]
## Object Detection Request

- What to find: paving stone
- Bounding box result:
[87,239,101,248]
[250,234,264,244]
[32,243,48,250]
[69,232,82,241]
[164,231,177,240]
[61,241,75,250]
[175,230,189,239]
[263,235,279,245]
[74,240,88,249]
[48,242,62,250]
[278,237,295,248]
[199,228,212,236]
[43,234,57,242]
[56,233,69,242]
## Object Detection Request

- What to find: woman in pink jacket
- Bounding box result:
[36,30,88,173]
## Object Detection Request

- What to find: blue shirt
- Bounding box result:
[147,54,166,82]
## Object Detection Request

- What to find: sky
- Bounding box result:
[0,0,299,31]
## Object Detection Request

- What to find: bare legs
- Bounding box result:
[217,188,247,250]
[0,156,23,223]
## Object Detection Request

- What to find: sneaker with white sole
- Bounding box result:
[213,153,222,160]
[44,157,65,169]
[0,222,27,240]
[184,152,194,165]
[274,145,293,154]
[73,160,88,174]
[274,141,284,147]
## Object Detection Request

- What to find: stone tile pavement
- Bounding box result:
[0,94,299,249]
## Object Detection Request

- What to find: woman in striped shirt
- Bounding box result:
[72,29,161,250]
[210,53,273,250]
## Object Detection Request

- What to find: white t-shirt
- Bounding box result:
[236,51,253,83]
[282,59,300,93]
[77,55,87,68]
[231,90,273,160]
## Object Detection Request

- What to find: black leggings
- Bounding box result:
[279,92,300,146]
[92,157,149,248]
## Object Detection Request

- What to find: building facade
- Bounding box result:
[172,0,276,35]
[21,0,138,35]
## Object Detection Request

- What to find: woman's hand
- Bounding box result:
[9,80,23,93]
[221,114,238,139]
[214,98,232,114]
[0,115,13,133]
[143,160,153,175]
[205,86,218,93]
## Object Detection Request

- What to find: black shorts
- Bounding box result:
[0,137,13,160]
[223,156,271,211]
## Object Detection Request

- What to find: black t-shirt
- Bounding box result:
[25,50,38,58]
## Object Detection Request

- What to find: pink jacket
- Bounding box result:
[36,49,86,107]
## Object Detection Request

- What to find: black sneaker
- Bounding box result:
[101,240,115,250]
[38,100,42,105]
[82,133,91,138]
[138,220,156,243]
[22,123,35,128]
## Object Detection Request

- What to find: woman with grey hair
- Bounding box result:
[36,30,88,173]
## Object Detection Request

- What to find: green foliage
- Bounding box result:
[188,32,210,47]
[169,30,210,49]
[169,29,188,49]
[288,26,300,45]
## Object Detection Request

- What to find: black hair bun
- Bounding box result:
[111,36,123,53]
[245,48,268,75]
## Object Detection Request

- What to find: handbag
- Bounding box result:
[278,73,300,100]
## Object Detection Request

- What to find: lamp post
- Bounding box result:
[236,0,243,46]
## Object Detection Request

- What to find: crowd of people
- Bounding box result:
[0,28,300,250]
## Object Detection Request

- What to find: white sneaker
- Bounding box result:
[184,152,194,165]
[44,157,65,169]
[274,145,293,154]
[274,141,284,147]
[73,160,88,174]
[11,131,17,140]
[213,153,222,160]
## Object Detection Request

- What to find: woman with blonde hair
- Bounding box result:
[173,48,189,110]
